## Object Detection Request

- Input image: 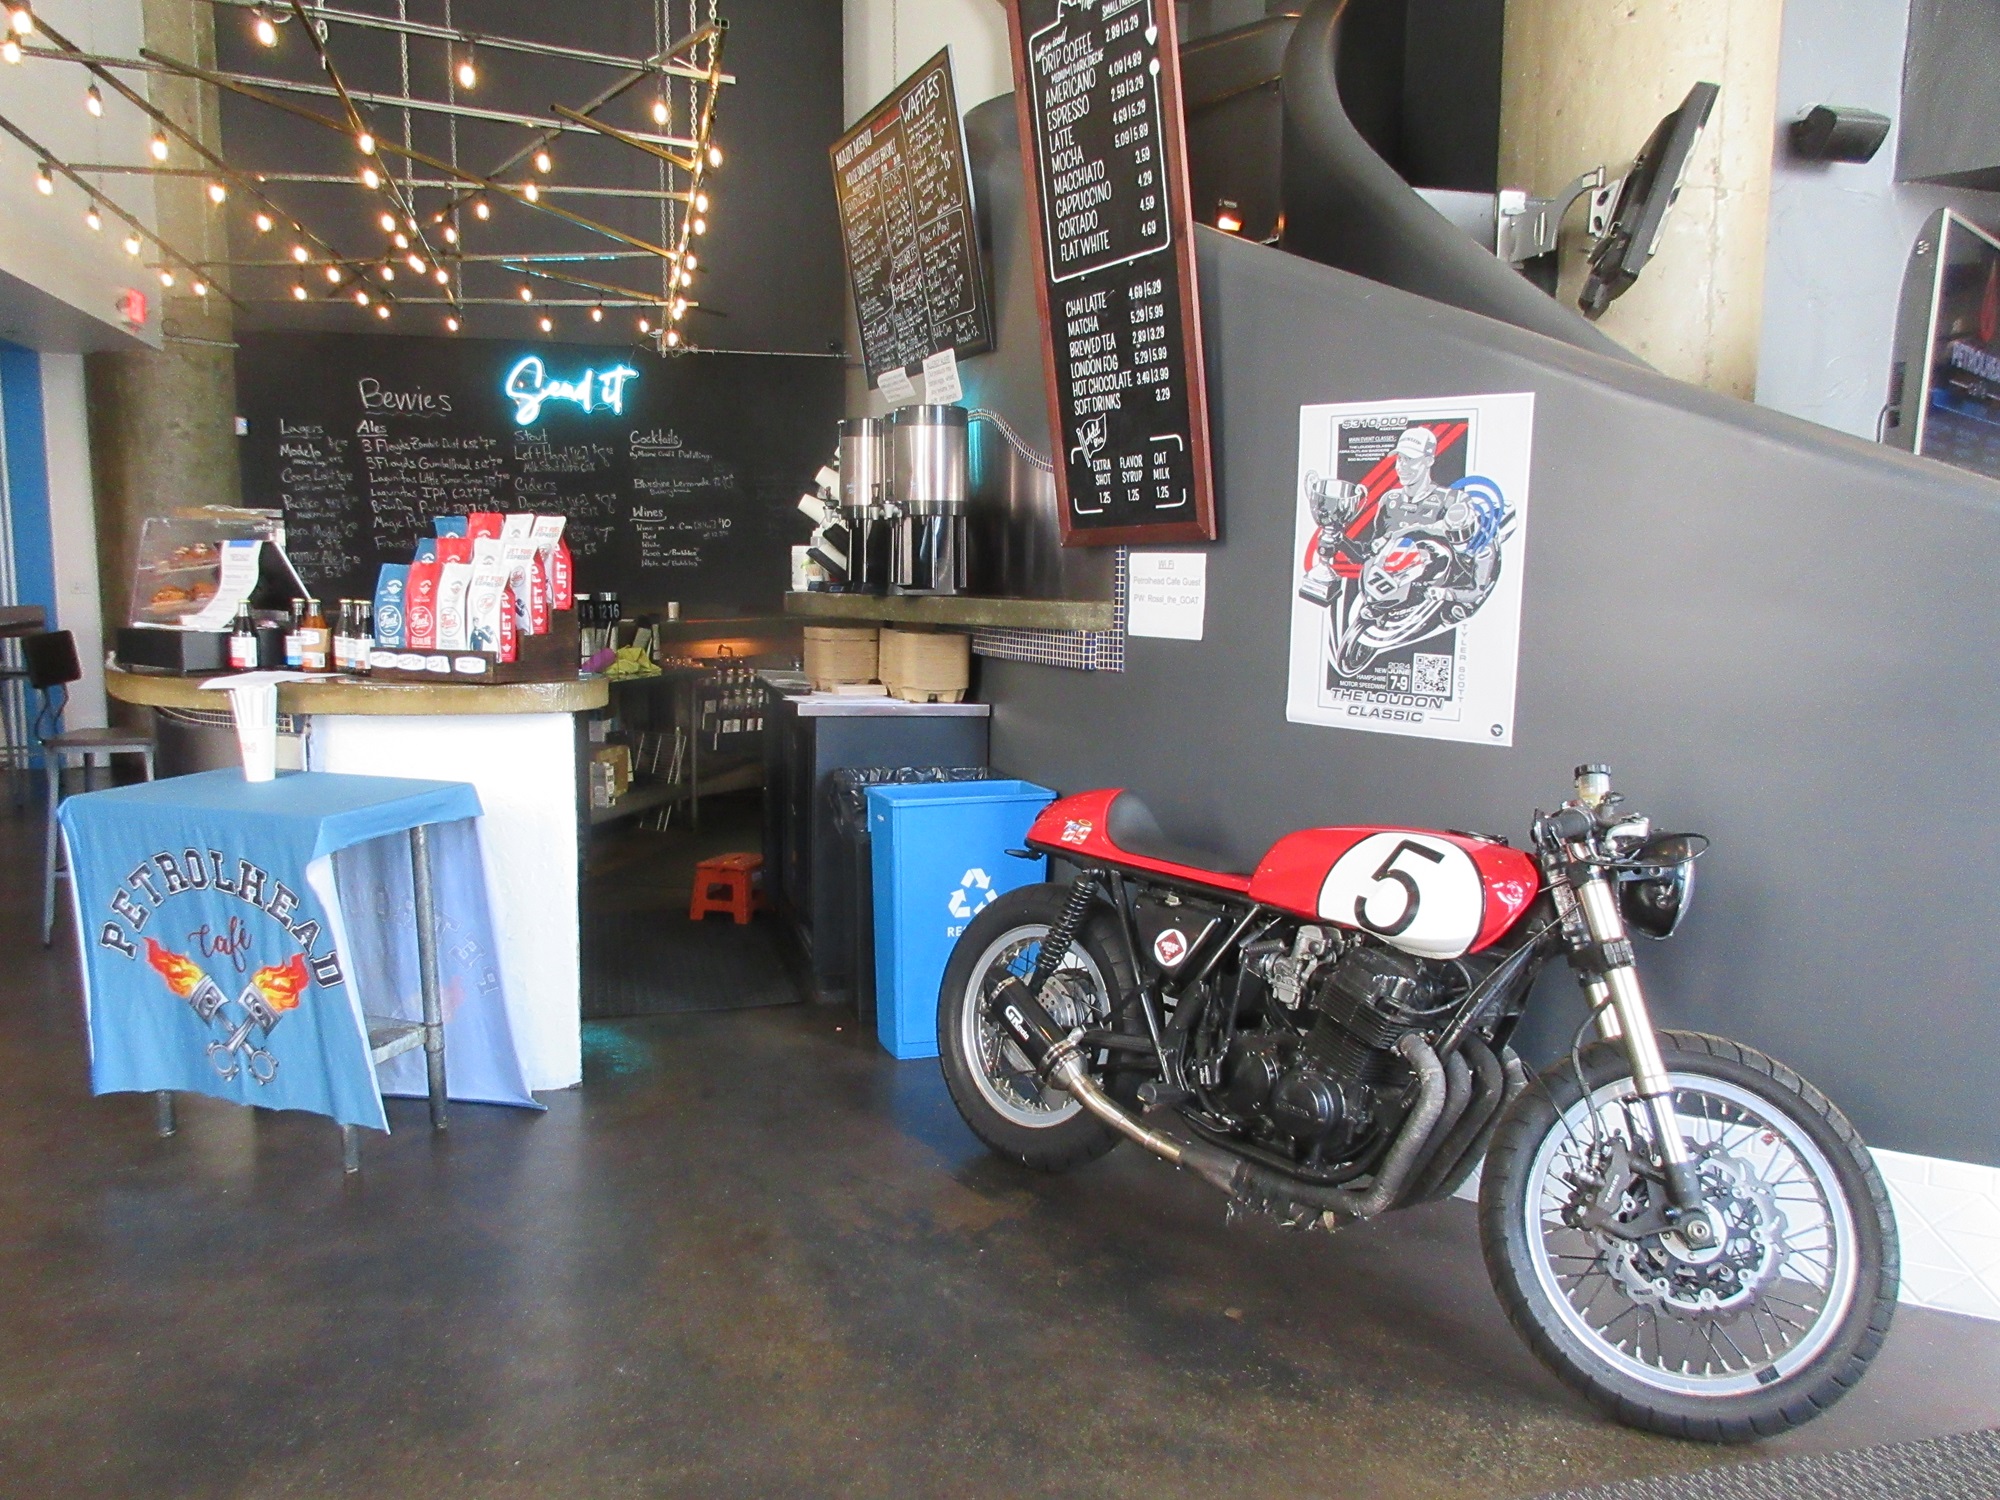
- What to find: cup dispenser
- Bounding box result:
[887,404,969,596]
[837,416,891,594]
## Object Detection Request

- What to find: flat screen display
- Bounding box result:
[1906,211,2000,480]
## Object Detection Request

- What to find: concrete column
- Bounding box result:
[1498,0,1784,397]
[85,0,238,674]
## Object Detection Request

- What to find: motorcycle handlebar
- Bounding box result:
[1540,806,1597,844]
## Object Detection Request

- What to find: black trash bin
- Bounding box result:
[828,765,988,1027]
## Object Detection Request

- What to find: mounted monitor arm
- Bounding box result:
[1575,81,1719,319]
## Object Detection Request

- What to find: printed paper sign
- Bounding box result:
[1286,393,1534,746]
[922,347,963,405]
[877,365,918,407]
[1127,551,1206,640]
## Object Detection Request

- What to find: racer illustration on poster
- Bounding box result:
[1287,393,1534,746]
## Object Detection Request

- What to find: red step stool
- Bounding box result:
[689,851,767,925]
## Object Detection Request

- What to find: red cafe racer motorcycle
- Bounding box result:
[938,765,1897,1441]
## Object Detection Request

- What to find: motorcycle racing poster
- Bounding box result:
[1286,393,1534,746]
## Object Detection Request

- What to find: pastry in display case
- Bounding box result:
[116,507,309,674]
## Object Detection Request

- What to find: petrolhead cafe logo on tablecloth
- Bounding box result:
[96,849,344,1086]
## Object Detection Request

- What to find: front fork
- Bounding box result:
[1566,869,1706,1217]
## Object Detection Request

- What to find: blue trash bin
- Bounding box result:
[866,779,1056,1060]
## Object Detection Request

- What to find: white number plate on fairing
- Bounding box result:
[1317,831,1484,959]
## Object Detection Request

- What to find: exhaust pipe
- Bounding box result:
[988,978,1448,1218]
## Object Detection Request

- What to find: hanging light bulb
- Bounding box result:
[325,265,342,283]
[356,131,375,155]
[191,279,208,298]
[254,211,273,233]
[253,8,278,47]
[84,205,100,231]
[393,232,408,249]
[445,315,460,332]
[652,95,668,126]
[84,83,102,116]
[206,181,226,205]
[707,143,723,167]
[692,217,706,236]
[291,243,309,263]
[456,45,476,90]
[434,267,449,285]
[666,328,680,348]
[291,283,308,300]
[407,254,425,274]
[361,167,380,189]
[590,305,603,323]
[442,223,459,245]
[685,253,697,271]
[123,233,140,256]
[637,316,650,333]
[473,197,489,220]
[694,191,708,212]
[533,149,551,174]
[9,5,33,37]
[2,38,19,64]
[158,269,174,287]
[150,131,169,162]
[377,303,391,320]
[522,182,539,203]
[407,216,418,232]
[34,163,52,195]
[518,285,533,302]
[671,298,686,320]
[539,315,552,333]
[378,212,395,233]
[379,264,395,281]
[353,288,369,306]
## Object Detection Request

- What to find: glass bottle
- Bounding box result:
[228,600,257,671]
[284,596,306,670]
[299,597,331,672]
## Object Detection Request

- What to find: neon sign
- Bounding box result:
[502,356,639,426]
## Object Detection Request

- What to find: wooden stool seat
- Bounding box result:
[689,851,766,924]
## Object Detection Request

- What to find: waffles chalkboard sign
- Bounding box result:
[1004,0,1215,546]
[831,49,995,388]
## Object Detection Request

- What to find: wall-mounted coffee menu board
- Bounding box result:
[1005,0,1216,546]
[236,332,841,612]
[831,48,995,386]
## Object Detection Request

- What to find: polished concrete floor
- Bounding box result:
[8,813,2000,1497]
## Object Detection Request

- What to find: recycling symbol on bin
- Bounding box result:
[948,868,997,921]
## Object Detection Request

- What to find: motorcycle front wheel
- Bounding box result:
[1480,1031,1898,1442]
[936,883,1138,1172]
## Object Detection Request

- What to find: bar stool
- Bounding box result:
[28,631,156,945]
[689,851,766,924]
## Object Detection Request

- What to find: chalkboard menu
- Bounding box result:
[235,332,841,611]
[1005,0,1216,546]
[831,48,995,386]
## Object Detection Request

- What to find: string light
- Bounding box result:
[356,131,375,155]
[84,83,102,116]
[707,144,723,167]
[442,223,459,245]
[685,254,697,270]
[254,212,273,232]
[533,149,551,174]
[694,192,708,212]
[2,38,19,64]
[692,217,706,235]
[158,269,174,287]
[538,315,552,333]
[590,305,602,323]
[361,166,380,189]
[434,267,449,284]
[378,212,396,233]
[353,288,369,305]
[518,285,533,302]
[149,131,168,161]
[376,303,391,319]
[637,316,649,333]
[666,329,680,347]
[191,279,208,298]
[325,265,342,283]
[393,232,409,249]
[522,182,539,203]
[455,45,476,90]
[33,163,52,195]
[407,254,425,273]
[445,315,460,332]
[671,297,686,319]
[123,233,140,256]
[473,198,489,220]
[83,205,100,231]
[292,283,308,300]
[291,244,309,262]
[253,7,278,47]
[379,264,395,281]
[9,6,33,37]
[652,95,668,126]
[206,181,227,204]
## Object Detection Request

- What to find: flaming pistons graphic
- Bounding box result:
[143,938,311,1085]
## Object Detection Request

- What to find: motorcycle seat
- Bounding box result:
[1106,791,1255,879]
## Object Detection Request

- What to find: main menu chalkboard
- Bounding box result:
[235,332,841,611]
[1005,0,1216,545]
[831,48,994,386]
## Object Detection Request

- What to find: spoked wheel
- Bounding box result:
[1481,1032,1898,1441]
[937,884,1138,1172]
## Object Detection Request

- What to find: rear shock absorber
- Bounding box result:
[1028,875,1096,999]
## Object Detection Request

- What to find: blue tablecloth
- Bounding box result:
[59,769,533,1131]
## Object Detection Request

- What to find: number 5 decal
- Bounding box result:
[1353,839,1443,937]
[1317,832,1485,959]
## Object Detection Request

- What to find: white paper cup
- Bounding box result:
[227,682,280,782]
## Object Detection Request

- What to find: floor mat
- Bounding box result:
[1534,1428,2000,1500]
[582,905,799,1018]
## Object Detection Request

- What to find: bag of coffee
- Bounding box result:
[466,542,511,654]
[531,514,573,610]
[433,515,469,539]
[405,559,441,648]
[467,512,504,541]
[436,560,474,650]
[374,565,409,648]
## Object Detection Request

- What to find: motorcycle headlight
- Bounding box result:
[1615,832,1708,940]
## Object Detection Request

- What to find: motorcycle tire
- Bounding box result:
[937,883,1138,1173]
[1479,1031,1898,1442]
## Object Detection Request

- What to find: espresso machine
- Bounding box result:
[836,416,891,593]
[887,404,968,596]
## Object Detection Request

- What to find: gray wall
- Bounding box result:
[1755,0,2000,439]
[981,219,2000,1170]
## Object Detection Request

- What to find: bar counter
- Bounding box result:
[106,667,609,1093]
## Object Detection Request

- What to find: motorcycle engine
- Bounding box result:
[1222,933,1458,1166]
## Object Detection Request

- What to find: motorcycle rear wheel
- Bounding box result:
[937,883,1137,1172]
[1479,1031,1898,1442]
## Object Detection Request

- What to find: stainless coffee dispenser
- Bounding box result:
[836,416,890,594]
[887,404,969,596]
